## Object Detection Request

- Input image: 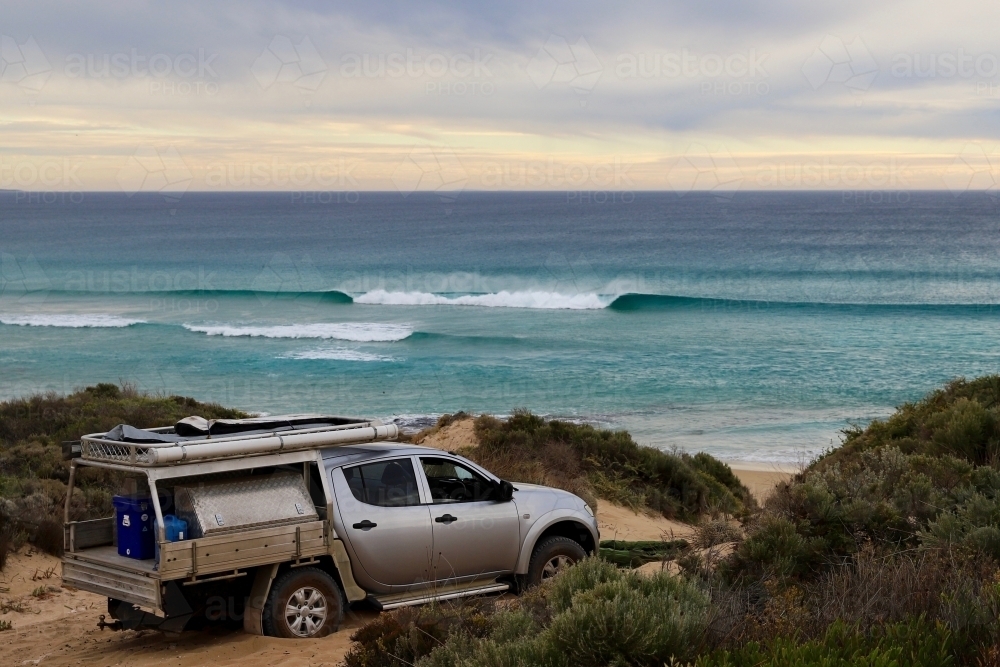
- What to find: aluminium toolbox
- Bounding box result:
[173,472,318,538]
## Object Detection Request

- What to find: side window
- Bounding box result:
[342,459,421,507]
[420,457,496,504]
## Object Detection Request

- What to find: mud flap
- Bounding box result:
[243,564,279,636]
[331,539,367,602]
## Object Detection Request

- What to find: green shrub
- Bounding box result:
[698,618,955,667]
[469,411,754,521]
[0,385,247,549]
[351,558,711,667]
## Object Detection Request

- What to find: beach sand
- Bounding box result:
[0,549,374,666]
[730,464,796,504]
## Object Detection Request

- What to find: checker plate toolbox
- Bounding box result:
[175,472,319,538]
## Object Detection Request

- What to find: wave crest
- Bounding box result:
[278,348,398,362]
[0,314,146,328]
[354,290,610,310]
[183,322,413,342]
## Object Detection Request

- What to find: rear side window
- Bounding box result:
[342,459,421,507]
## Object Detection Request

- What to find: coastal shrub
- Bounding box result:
[823,376,1000,467]
[727,434,1000,582]
[0,385,247,547]
[923,491,1000,560]
[347,558,712,667]
[344,599,499,667]
[696,617,955,667]
[469,410,754,521]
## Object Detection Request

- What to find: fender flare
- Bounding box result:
[515,508,599,575]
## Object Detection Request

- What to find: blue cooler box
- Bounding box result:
[112,496,155,560]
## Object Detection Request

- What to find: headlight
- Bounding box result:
[583,503,594,517]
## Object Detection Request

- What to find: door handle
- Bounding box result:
[352,520,377,530]
[435,514,458,524]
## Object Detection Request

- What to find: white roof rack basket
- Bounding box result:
[80,418,399,467]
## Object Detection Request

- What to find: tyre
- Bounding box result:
[525,536,587,588]
[262,567,344,638]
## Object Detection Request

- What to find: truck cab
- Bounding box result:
[61,415,599,638]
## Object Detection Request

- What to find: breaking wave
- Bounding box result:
[353,290,610,310]
[0,314,147,328]
[278,348,398,362]
[182,322,413,342]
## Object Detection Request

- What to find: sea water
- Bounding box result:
[2,190,999,464]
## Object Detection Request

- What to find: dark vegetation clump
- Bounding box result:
[345,558,712,667]
[465,410,755,521]
[0,383,245,561]
[725,375,1000,583]
[349,376,1000,666]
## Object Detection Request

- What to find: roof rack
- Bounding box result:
[78,416,399,467]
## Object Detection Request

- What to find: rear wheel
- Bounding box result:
[262,567,344,638]
[525,536,587,588]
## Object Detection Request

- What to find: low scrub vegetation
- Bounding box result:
[461,410,755,521]
[345,558,712,667]
[0,383,244,562]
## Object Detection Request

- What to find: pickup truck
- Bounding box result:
[61,415,599,638]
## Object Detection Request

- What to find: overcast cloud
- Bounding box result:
[1,0,998,191]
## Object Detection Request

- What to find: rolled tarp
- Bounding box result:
[148,422,399,464]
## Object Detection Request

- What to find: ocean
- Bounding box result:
[2,190,999,464]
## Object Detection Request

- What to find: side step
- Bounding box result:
[372,581,510,611]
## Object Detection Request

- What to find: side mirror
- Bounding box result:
[497,480,515,502]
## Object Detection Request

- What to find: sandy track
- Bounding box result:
[0,550,375,667]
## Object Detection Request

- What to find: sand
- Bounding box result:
[411,418,478,452]
[0,549,375,666]
[729,465,795,504]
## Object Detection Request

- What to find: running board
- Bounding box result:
[373,582,510,610]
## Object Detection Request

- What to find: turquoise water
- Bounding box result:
[2,191,999,463]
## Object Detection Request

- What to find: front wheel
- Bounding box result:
[525,536,587,588]
[262,567,344,638]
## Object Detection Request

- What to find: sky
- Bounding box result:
[2,0,999,193]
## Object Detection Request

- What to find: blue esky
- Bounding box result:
[2,0,998,192]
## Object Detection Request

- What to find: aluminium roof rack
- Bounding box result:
[77,414,399,467]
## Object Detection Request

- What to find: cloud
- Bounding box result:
[1,0,999,190]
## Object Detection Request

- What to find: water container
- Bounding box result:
[162,515,188,542]
[112,496,155,560]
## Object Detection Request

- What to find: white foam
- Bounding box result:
[354,290,610,310]
[0,314,146,328]
[183,322,413,342]
[279,348,398,362]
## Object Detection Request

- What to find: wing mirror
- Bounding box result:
[497,480,515,502]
